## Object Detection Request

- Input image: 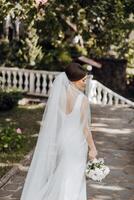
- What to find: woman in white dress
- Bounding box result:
[20,62,98,200]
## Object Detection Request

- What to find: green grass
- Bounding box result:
[0,103,45,177]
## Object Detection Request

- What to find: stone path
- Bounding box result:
[0,104,134,200]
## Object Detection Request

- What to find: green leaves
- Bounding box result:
[0,124,26,153]
[0,89,23,111]
[0,0,133,69]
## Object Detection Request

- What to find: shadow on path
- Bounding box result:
[0,104,133,200]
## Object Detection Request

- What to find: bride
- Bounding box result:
[20,62,98,200]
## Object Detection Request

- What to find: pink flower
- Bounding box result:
[35,0,48,6]
[16,128,22,134]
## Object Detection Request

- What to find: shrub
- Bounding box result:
[0,124,26,153]
[0,89,24,111]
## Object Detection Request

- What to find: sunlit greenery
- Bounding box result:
[0,0,134,69]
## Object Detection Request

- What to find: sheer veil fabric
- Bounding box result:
[20,71,91,200]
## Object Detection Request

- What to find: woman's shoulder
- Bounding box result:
[81,93,88,101]
[80,94,89,106]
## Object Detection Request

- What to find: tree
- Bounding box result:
[0,0,134,70]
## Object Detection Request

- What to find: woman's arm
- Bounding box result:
[84,122,98,160]
[84,123,97,150]
[81,96,98,159]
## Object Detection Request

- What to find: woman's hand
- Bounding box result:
[88,147,98,161]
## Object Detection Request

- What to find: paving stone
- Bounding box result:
[12,189,22,198]
[3,184,19,191]
[0,105,133,200]
[0,190,12,197]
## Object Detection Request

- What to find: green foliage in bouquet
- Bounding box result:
[87,159,104,170]
[0,123,26,152]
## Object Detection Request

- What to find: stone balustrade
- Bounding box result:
[88,79,134,107]
[0,67,59,97]
[0,67,134,107]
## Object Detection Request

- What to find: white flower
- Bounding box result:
[92,174,98,181]
[85,157,110,182]
[94,168,100,174]
[16,128,22,134]
[92,158,98,164]
[98,158,104,164]
[35,0,48,5]
[87,65,92,71]
[89,170,95,176]
[103,166,110,176]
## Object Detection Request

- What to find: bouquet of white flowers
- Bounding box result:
[85,158,110,182]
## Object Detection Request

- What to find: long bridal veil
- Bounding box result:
[20,71,91,200]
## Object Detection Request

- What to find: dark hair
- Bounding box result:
[65,62,87,81]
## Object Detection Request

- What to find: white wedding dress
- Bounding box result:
[20,72,91,200]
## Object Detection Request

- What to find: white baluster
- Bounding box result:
[13,71,17,88]
[102,90,108,105]
[18,71,23,90]
[120,99,125,105]
[42,74,47,95]
[7,70,12,88]
[29,72,35,93]
[115,97,119,105]
[92,84,98,104]
[108,93,113,105]
[1,71,6,89]
[96,85,102,104]
[47,74,53,96]
[35,73,41,93]
[24,72,29,92]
